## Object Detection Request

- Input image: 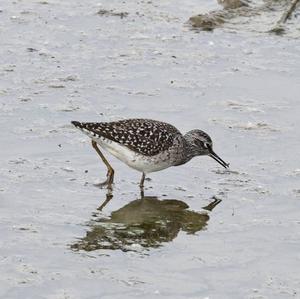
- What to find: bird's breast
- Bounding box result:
[93,137,173,173]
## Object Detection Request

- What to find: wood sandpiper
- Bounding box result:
[71,118,229,189]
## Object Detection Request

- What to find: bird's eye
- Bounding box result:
[204,143,210,148]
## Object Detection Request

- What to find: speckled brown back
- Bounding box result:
[71,119,182,157]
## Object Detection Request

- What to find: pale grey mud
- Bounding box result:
[0,0,300,298]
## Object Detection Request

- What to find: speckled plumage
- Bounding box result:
[72,119,181,157]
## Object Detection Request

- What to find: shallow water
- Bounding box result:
[71,195,220,252]
[1,0,300,298]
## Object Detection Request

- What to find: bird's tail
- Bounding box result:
[71,121,97,139]
[71,121,83,128]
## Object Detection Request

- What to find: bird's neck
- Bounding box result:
[183,133,200,160]
[173,133,200,166]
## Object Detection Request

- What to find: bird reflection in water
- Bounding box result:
[71,190,221,252]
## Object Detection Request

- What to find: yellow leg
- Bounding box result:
[91,141,114,188]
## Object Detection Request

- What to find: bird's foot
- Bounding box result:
[94,171,114,189]
[94,180,112,189]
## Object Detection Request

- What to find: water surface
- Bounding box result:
[0,0,300,298]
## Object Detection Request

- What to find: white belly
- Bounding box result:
[91,136,172,174]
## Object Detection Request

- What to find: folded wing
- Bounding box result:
[72,119,182,157]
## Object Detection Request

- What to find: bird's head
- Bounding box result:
[185,130,229,169]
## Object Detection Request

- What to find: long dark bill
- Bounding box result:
[209,149,229,169]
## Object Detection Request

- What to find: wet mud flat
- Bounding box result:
[1,0,300,298]
[188,0,300,35]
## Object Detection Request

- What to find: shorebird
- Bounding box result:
[71,118,229,188]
